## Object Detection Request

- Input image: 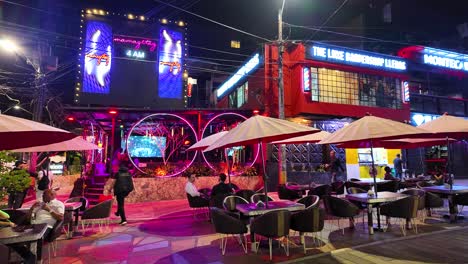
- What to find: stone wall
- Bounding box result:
[103,176,263,203]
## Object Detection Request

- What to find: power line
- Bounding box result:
[285,22,425,47]
[153,0,272,42]
[0,0,67,16]
[306,0,349,41]
[187,44,252,57]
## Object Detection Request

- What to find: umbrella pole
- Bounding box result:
[224,148,231,184]
[260,141,268,208]
[307,143,311,178]
[370,140,378,198]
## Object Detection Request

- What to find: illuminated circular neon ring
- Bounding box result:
[126,113,198,177]
[201,112,260,173]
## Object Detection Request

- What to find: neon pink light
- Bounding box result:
[126,113,198,177]
[201,112,260,173]
[113,37,157,52]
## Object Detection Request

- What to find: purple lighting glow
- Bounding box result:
[158,28,184,99]
[83,21,112,94]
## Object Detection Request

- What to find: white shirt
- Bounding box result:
[185,181,200,197]
[31,199,65,228]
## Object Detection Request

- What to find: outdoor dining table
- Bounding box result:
[65,202,82,238]
[353,179,390,186]
[346,191,409,235]
[0,223,48,263]
[422,185,468,223]
[286,183,324,192]
[236,200,305,251]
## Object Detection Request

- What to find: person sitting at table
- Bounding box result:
[433,168,445,185]
[185,174,204,197]
[211,173,233,197]
[9,189,64,264]
[384,166,399,181]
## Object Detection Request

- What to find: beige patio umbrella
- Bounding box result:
[319,115,432,196]
[10,136,100,152]
[187,131,228,151]
[187,131,235,183]
[271,131,331,144]
[272,131,331,178]
[0,113,76,150]
[204,115,320,207]
[417,113,468,177]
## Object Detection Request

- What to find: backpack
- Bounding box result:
[37,170,50,191]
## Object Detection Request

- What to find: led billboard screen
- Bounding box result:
[78,16,185,109]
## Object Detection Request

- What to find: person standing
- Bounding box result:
[393,154,403,179]
[326,150,344,182]
[113,160,134,225]
[8,160,30,209]
[36,159,54,202]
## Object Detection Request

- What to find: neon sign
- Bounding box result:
[422,47,468,72]
[160,61,181,72]
[83,21,112,94]
[113,37,157,52]
[217,53,260,98]
[307,43,406,71]
[86,53,110,65]
[126,50,145,59]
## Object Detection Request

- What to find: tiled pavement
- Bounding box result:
[19,179,468,263]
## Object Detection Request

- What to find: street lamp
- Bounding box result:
[0,38,44,122]
[0,39,19,53]
[1,104,32,115]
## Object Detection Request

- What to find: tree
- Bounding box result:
[0,151,31,202]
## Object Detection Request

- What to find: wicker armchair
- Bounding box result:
[187,194,210,219]
[454,193,468,213]
[376,180,399,192]
[331,181,345,195]
[1,209,28,225]
[277,185,302,201]
[290,206,325,253]
[345,181,370,191]
[210,193,231,209]
[296,195,320,209]
[425,192,444,216]
[45,220,64,259]
[251,193,274,203]
[211,208,248,255]
[64,196,89,213]
[80,199,113,233]
[250,210,291,260]
[235,189,256,202]
[416,181,434,189]
[380,196,419,236]
[323,195,360,235]
[401,189,426,222]
[308,184,331,199]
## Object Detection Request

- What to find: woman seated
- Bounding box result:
[432,170,445,185]
[384,166,399,181]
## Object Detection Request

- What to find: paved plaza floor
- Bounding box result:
[18,179,468,263]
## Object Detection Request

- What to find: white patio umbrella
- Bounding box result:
[10,136,100,152]
[204,115,320,207]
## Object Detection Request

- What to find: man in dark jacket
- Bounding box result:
[113,161,134,225]
[211,173,233,197]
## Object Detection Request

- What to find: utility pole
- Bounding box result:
[277,0,287,185]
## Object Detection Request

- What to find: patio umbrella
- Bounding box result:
[0,114,76,150]
[187,131,228,151]
[187,131,235,184]
[319,115,432,196]
[10,136,100,152]
[204,115,320,207]
[417,113,468,177]
[272,131,331,178]
[377,138,456,149]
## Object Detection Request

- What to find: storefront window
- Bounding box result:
[311,67,402,109]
